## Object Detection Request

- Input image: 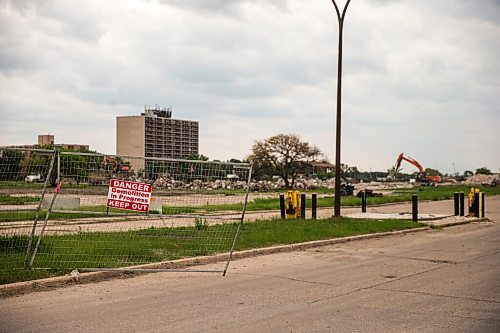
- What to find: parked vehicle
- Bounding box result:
[25,174,41,182]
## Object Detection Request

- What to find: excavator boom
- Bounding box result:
[392,153,441,183]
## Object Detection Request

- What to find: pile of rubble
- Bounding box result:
[149,176,248,190]
[146,174,424,193]
[464,174,499,186]
[147,175,335,191]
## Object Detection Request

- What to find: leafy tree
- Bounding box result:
[424,168,442,176]
[187,153,209,161]
[475,167,491,175]
[60,153,90,184]
[463,170,474,177]
[0,150,24,181]
[19,151,56,185]
[247,133,323,189]
[341,164,360,179]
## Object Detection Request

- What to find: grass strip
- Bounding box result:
[0,217,424,285]
[0,194,40,205]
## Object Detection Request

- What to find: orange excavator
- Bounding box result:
[391,153,442,183]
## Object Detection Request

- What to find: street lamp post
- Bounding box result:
[331,0,351,217]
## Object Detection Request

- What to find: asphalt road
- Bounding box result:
[1,198,499,333]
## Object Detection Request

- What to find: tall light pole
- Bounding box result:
[331,0,351,217]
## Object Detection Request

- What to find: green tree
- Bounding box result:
[187,153,209,161]
[247,133,323,189]
[19,151,56,185]
[424,168,442,176]
[60,153,90,184]
[463,170,474,177]
[475,167,491,175]
[341,164,360,179]
[0,150,24,181]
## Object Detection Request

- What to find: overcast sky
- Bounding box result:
[1,0,499,174]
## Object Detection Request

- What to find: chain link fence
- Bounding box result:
[0,148,252,282]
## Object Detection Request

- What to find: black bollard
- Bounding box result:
[474,192,480,218]
[481,192,485,218]
[454,192,459,216]
[312,193,317,220]
[300,193,306,219]
[279,194,286,219]
[459,192,465,216]
[412,194,418,222]
[361,190,367,213]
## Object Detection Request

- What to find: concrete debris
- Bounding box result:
[464,174,499,186]
[127,173,495,192]
[143,174,433,193]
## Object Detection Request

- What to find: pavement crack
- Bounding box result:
[374,254,459,265]
[307,265,444,305]
[233,272,334,286]
[372,287,500,305]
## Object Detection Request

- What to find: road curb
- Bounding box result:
[0,218,486,297]
[425,217,490,228]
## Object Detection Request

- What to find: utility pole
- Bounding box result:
[331,0,351,217]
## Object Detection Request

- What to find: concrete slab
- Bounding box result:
[344,212,451,221]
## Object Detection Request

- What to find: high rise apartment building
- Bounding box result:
[116,107,199,169]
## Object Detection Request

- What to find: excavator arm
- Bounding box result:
[392,153,441,183]
[394,153,424,174]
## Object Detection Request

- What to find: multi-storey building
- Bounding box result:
[116,107,199,171]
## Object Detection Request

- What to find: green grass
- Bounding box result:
[0,181,46,190]
[0,217,424,284]
[235,217,423,249]
[0,194,40,205]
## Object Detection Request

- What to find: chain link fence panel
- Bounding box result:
[0,148,251,282]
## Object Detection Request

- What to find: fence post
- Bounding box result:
[454,192,459,216]
[412,194,418,222]
[361,190,367,213]
[279,194,286,219]
[459,192,465,216]
[24,149,57,268]
[300,193,306,219]
[312,193,317,219]
[57,149,61,184]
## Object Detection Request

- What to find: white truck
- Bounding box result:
[25,174,42,182]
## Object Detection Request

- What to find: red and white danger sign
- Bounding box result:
[107,179,152,213]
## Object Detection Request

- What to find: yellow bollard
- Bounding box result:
[468,187,475,217]
[285,190,301,219]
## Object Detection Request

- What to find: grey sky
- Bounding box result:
[0,0,499,174]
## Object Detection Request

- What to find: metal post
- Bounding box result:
[300,193,306,219]
[459,192,465,216]
[331,0,352,217]
[24,149,57,268]
[454,192,459,216]
[223,165,253,276]
[412,194,418,222]
[29,181,62,268]
[312,193,317,219]
[481,192,485,218]
[57,149,61,184]
[361,190,367,213]
[279,194,286,219]
[474,192,480,218]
